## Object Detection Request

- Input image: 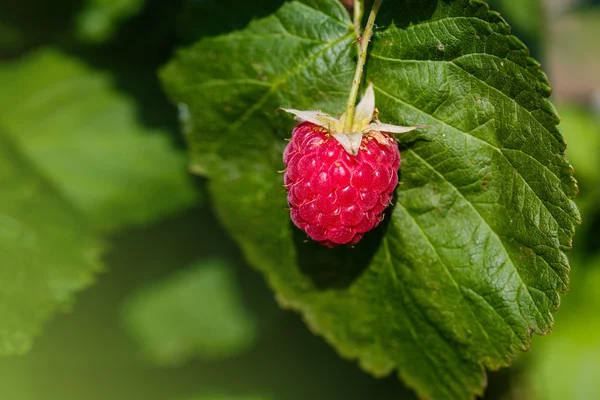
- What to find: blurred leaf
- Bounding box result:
[76,0,146,43]
[525,256,600,399]
[123,260,257,366]
[0,132,103,356]
[556,105,600,220]
[161,0,580,399]
[0,49,199,233]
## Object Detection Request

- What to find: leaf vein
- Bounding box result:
[394,200,519,355]
[229,32,354,131]
[291,1,351,27]
[406,148,548,328]
[375,85,573,255]
[382,237,459,399]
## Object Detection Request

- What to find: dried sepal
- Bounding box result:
[281,83,420,155]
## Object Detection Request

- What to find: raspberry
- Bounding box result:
[281,83,422,247]
[284,122,400,247]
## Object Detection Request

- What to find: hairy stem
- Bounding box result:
[343,0,383,133]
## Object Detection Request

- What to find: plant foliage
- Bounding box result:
[161,1,580,398]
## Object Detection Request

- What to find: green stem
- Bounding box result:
[343,0,383,133]
[353,0,364,40]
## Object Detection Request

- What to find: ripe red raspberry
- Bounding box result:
[284,121,400,247]
[280,83,420,247]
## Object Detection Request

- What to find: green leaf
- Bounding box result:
[161,1,580,399]
[123,260,258,366]
[76,0,146,43]
[0,49,199,233]
[0,132,103,356]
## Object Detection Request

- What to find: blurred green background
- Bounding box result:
[0,0,599,399]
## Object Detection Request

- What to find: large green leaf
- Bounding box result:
[0,49,199,232]
[0,132,103,356]
[123,260,258,366]
[161,1,580,399]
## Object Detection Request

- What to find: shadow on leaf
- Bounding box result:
[293,201,394,290]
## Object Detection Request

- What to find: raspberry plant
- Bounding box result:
[161,0,580,399]
[0,0,586,399]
